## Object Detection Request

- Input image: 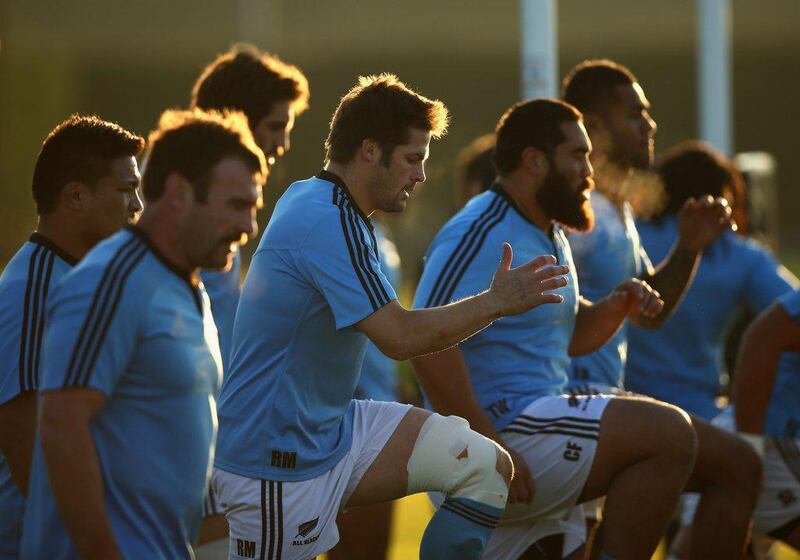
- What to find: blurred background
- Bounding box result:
[2,0,799,279]
[1,2,799,558]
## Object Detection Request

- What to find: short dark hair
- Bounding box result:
[324,73,449,165]
[493,99,582,175]
[655,140,747,231]
[142,109,267,203]
[562,59,637,116]
[191,44,310,131]
[31,115,144,214]
[455,134,496,204]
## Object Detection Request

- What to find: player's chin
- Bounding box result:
[202,249,234,271]
[391,198,409,213]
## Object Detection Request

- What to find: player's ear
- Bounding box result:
[582,113,604,136]
[163,171,195,213]
[521,147,548,178]
[360,139,381,164]
[61,181,92,211]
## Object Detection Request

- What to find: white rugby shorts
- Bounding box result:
[212,399,411,560]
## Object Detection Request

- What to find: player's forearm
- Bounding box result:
[569,299,626,356]
[0,390,37,494]
[412,350,500,441]
[389,292,501,360]
[733,327,781,435]
[40,414,121,560]
[640,241,700,328]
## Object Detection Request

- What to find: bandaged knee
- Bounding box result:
[406,413,508,509]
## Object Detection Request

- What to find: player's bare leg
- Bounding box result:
[197,514,227,545]
[329,501,393,560]
[682,417,761,559]
[578,397,697,560]
[347,407,512,559]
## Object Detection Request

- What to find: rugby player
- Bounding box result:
[20,109,266,559]
[212,74,570,560]
[413,98,696,560]
[626,141,798,420]
[329,218,402,560]
[562,59,761,558]
[191,43,310,367]
[455,133,496,207]
[0,115,143,559]
[729,290,800,549]
[189,43,310,550]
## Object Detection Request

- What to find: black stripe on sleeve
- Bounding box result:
[436,204,510,307]
[25,248,48,390]
[63,237,147,388]
[19,245,42,393]
[31,251,55,390]
[424,196,502,308]
[74,244,147,388]
[425,196,508,308]
[336,195,379,310]
[346,204,390,306]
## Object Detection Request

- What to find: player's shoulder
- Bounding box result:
[0,240,37,292]
[266,172,365,250]
[778,289,800,319]
[0,235,76,296]
[55,228,153,303]
[430,190,511,253]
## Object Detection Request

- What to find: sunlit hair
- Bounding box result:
[32,115,144,214]
[191,44,310,131]
[142,108,267,203]
[455,133,496,206]
[562,59,637,115]
[654,140,748,233]
[494,98,582,174]
[324,73,449,165]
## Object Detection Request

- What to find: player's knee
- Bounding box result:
[719,434,762,494]
[406,413,508,509]
[651,402,698,469]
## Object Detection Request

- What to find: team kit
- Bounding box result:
[0,46,798,560]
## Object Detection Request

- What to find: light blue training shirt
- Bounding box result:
[214,171,396,482]
[21,226,221,559]
[413,186,578,430]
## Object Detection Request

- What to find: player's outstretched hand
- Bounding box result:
[607,278,663,319]
[504,445,535,504]
[678,195,734,252]
[488,243,569,317]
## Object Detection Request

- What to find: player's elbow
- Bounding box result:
[375,338,416,361]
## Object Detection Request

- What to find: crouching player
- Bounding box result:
[413,99,699,560]
[20,109,266,559]
[696,290,800,550]
[212,74,571,560]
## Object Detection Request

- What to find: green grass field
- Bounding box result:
[324,493,800,559]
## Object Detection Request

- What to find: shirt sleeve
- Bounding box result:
[299,210,397,330]
[414,230,499,309]
[40,264,143,396]
[743,243,799,313]
[778,290,800,322]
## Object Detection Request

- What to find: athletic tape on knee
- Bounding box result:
[406,413,508,509]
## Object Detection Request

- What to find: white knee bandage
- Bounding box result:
[406,413,508,509]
